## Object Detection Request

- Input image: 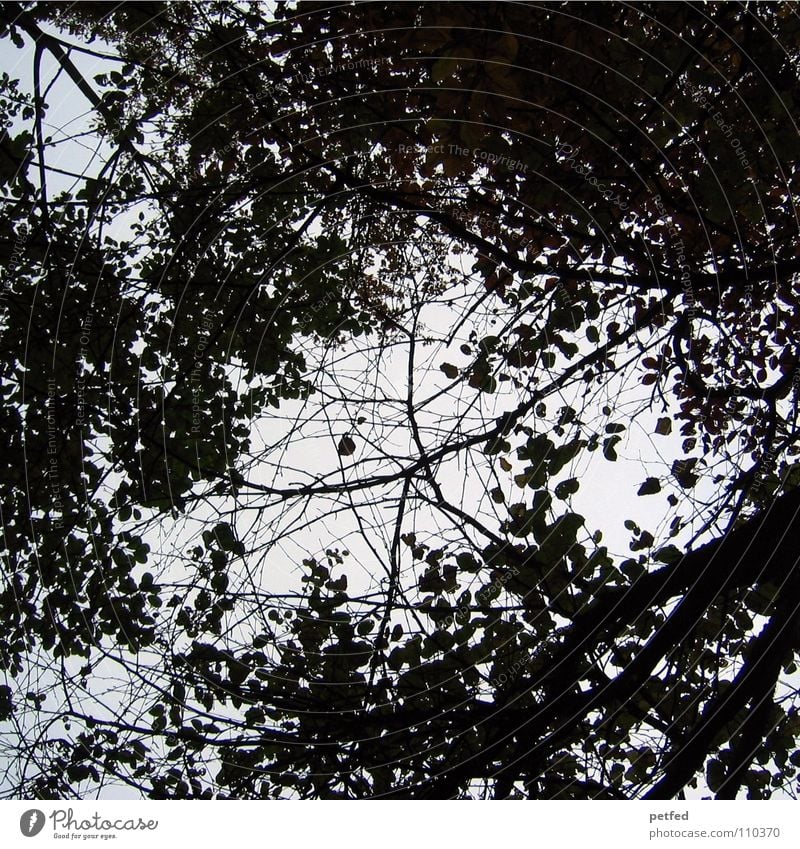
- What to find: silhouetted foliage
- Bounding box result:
[1,1,800,799]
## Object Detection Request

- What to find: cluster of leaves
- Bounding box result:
[1,0,800,800]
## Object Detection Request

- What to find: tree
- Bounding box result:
[1,0,800,799]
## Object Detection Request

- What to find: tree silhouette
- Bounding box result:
[1,0,800,799]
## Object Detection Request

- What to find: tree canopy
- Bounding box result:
[1,0,800,799]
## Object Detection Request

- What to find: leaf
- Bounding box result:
[431,56,464,84]
[494,32,519,61]
[536,512,584,564]
[706,759,725,793]
[655,545,682,564]
[548,438,584,476]
[337,435,356,456]
[440,362,459,379]
[210,572,229,593]
[212,523,237,552]
[637,477,661,496]
[326,575,347,592]
[672,458,699,489]
[655,417,672,436]
[631,530,654,551]
[456,552,480,572]
[226,657,250,686]
[0,686,13,721]
[468,371,497,393]
[555,478,580,499]
[356,619,374,635]
[603,435,621,461]
[244,706,265,725]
